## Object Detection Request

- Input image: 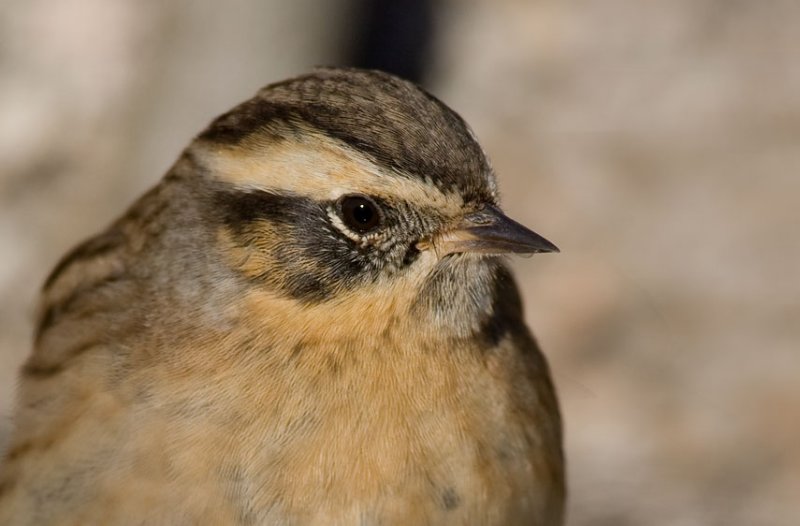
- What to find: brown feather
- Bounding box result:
[0,68,563,525]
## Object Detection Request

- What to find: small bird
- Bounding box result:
[0,68,564,525]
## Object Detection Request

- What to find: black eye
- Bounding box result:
[339,195,381,233]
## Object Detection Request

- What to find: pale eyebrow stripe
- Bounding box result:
[195,132,465,215]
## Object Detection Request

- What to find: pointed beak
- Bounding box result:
[420,205,559,258]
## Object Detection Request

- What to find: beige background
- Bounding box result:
[1,1,798,524]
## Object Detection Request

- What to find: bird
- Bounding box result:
[0,68,564,525]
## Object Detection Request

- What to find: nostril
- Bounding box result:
[464,210,496,226]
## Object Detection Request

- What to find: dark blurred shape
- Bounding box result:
[347,0,438,84]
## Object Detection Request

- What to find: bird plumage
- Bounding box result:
[0,68,564,525]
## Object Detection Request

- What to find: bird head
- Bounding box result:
[182,68,556,342]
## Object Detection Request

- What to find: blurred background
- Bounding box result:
[1,0,798,523]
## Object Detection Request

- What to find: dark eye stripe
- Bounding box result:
[214,187,323,230]
[212,187,376,302]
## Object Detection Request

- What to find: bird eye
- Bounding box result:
[338,195,381,233]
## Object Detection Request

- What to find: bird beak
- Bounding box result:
[421,205,559,258]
